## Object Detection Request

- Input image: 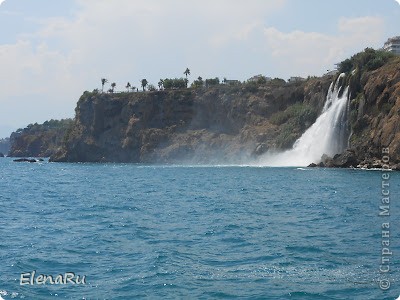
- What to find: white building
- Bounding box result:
[288,76,305,84]
[247,75,272,83]
[383,36,400,55]
[224,79,241,86]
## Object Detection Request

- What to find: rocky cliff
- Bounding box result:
[9,119,73,157]
[346,55,400,168]
[50,78,332,163]
[50,49,400,167]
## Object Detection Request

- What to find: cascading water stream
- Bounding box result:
[260,74,350,167]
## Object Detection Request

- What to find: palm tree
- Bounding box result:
[184,68,190,78]
[141,79,148,91]
[126,82,131,92]
[158,79,164,90]
[101,78,108,93]
[111,82,116,93]
[184,68,190,87]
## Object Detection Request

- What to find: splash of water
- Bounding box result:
[260,74,350,167]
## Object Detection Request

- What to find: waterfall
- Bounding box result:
[260,74,350,167]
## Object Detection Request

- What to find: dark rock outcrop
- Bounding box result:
[0,152,4,157]
[331,149,359,168]
[13,158,38,163]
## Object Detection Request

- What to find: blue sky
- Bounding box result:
[0,0,400,137]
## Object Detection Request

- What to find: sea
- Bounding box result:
[0,157,399,299]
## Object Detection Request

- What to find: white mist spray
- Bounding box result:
[260,73,350,167]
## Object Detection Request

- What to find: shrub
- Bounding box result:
[205,77,220,87]
[271,102,319,149]
[338,48,395,74]
[270,103,318,126]
[163,78,187,90]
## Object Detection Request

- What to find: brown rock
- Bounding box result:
[332,149,359,168]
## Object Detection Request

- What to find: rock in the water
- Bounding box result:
[308,163,317,167]
[13,158,37,163]
[332,149,359,168]
[0,152,4,157]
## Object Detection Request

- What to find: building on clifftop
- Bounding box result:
[383,36,400,55]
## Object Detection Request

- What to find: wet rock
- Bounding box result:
[13,158,37,163]
[331,149,359,168]
[308,163,317,167]
[372,160,382,168]
[0,152,4,157]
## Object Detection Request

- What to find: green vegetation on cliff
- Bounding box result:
[270,102,319,148]
[9,119,73,157]
[338,48,395,74]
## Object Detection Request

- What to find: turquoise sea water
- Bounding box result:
[0,158,399,299]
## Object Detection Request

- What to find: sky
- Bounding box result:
[0,0,400,138]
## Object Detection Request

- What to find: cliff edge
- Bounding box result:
[50,78,332,163]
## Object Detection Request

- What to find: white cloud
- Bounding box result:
[0,0,392,137]
[1,0,288,93]
[0,0,287,135]
[262,16,385,78]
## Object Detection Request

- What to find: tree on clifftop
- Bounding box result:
[184,68,190,87]
[101,78,108,93]
[110,82,116,93]
[141,79,148,91]
[126,82,131,92]
[191,76,204,88]
[158,79,164,90]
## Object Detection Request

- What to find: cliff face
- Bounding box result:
[51,78,332,163]
[50,54,400,166]
[348,57,400,165]
[9,119,73,157]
